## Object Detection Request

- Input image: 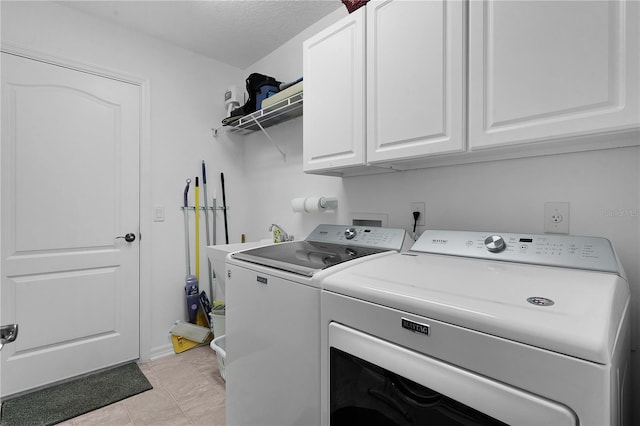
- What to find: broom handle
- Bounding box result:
[195,177,200,280]
[202,161,215,301]
[183,179,191,276]
[221,173,229,244]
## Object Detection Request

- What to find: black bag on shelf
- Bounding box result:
[222,73,281,126]
[243,73,281,114]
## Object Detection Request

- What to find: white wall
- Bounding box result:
[244,7,640,424]
[1,1,247,357]
[237,8,348,242]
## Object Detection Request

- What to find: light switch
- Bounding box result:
[153,206,165,222]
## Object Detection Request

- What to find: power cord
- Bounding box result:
[412,211,421,240]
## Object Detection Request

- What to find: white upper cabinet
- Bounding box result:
[303,8,366,173]
[468,0,640,150]
[367,0,465,164]
[303,0,464,174]
[303,1,639,175]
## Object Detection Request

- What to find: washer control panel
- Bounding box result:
[306,224,409,251]
[412,230,620,273]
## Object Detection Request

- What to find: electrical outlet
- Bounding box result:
[544,202,570,234]
[410,202,425,226]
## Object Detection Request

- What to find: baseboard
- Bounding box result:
[149,344,174,361]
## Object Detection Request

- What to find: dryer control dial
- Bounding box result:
[344,227,357,240]
[485,235,506,253]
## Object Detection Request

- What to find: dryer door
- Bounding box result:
[328,323,577,426]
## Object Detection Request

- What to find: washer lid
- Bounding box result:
[231,241,390,277]
[230,224,408,276]
[320,252,630,364]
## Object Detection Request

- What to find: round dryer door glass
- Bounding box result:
[330,348,508,425]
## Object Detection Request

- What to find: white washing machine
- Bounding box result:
[319,230,631,425]
[224,224,411,426]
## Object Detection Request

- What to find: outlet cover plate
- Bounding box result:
[544,202,569,234]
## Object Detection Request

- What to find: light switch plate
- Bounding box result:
[153,206,165,222]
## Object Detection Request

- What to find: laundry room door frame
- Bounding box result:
[0,41,153,362]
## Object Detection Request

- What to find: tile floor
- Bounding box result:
[58,345,225,426]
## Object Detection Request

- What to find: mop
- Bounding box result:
[182,179,191,275]
[200,161,216,324]
[194,177,210,327]
[195,176,200,281]
[172,178,208,353]
[201,161,215,303]
[209,172,228,338]
[184,178,199,324]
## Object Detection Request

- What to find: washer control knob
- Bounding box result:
[484,235,506,253]
[344,227,357,240]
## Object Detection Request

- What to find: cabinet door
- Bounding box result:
[366,0,465,164]
[303,9,366,172]
[469,0,640,150]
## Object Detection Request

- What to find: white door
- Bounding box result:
[303,7,366,173]
[366,0,465,164]
[468,0,640,149]
[1,52,140,397]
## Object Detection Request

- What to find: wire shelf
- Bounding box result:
[212,91,303,161]
[225,92,303,134]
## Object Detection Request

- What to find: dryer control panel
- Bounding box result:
[412,230,620,274]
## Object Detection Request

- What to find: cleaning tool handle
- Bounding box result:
[202,161,207,185]
[195,177,200,280]
[201,161,214,300]
[183,179,191,208]
[183,178,192,276]
[221,172,229,244]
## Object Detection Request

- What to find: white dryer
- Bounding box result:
[319,230,631,425]
[224,224,411,426]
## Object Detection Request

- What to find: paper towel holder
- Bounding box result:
[291,196,338,213]
[319,197,338,210]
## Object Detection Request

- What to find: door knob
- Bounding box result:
[116,233,136,243]
[0,324,18,351]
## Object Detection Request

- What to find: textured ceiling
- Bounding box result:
[59,1,343,69]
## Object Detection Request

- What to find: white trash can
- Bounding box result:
[210,308,225,338]
[210,335,226,381]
